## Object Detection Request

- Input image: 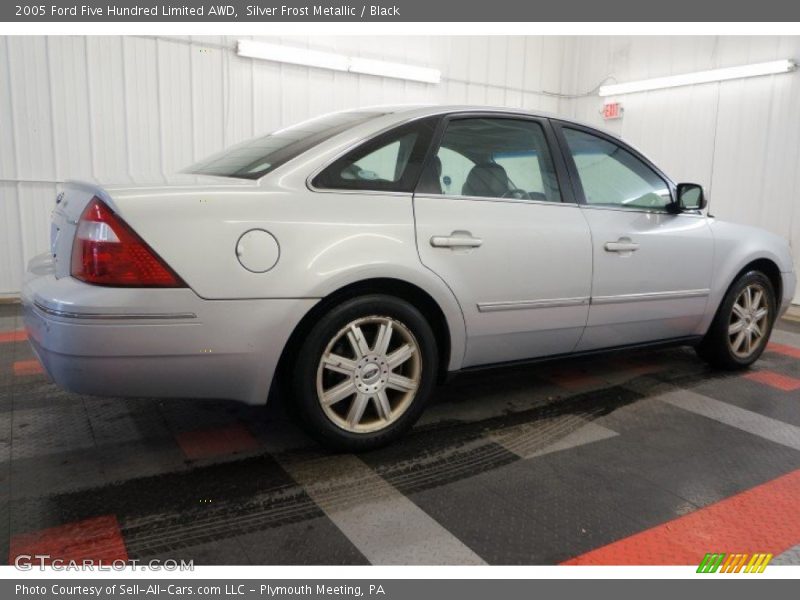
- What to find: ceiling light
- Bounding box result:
[599,59,797,97]
[349,57,441,84]
[236,40,441,85]
[236,40,349,72]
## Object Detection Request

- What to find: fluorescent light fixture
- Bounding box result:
[237,40,349,72]
[236,40,441,85]
[599,59,797,97]
[349,57,441,84]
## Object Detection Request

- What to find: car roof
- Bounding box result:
[361,104,623,142]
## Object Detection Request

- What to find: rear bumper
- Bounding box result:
[22,255,316,405]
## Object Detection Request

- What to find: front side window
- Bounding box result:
[562,128,671,210]
[312,118,439,192]
[416,117,562,202]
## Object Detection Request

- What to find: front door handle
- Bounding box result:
[430,231,483,249]
[604,238,640,253]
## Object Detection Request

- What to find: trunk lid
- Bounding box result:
[51,176,254,279]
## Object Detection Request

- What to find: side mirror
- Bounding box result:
[676,183,707,211]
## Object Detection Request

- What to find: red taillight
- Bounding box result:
[71,197,185,287]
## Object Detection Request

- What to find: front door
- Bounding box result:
[555,124,714,351]
[413,116,593,368]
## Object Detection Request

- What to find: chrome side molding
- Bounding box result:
[477,289,710,313]
[591,288,711,305]
[477,297,590,312]
[33,300,197,321]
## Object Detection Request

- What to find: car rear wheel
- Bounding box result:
[290,295,438,451]
[696,270,776,370]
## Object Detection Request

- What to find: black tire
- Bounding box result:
[696,270,776,370]
[289,294,438,452]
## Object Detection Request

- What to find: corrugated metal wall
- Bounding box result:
[0,35,571,296]
[564,36,800,303]
[2,35,798,304]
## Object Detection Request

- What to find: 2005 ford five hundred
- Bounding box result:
[23,105,797,450]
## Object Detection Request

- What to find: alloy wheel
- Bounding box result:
[727,283,770,359]
[316,315,422,433]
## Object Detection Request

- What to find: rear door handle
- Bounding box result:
[430,231,483,249]
[604,238,640,253]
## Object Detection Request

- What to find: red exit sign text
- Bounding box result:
[603,102,623,120]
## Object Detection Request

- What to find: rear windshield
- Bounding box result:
[185,111,385,180]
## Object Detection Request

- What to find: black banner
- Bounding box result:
[6,579,799,599]
[4,0,800,22]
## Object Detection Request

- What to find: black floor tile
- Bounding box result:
[238,517,369,565]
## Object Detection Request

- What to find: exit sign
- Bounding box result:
[603,102,623,120]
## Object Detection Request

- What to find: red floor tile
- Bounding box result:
[767,342,800,360]
[13,359,43,376]
[176,422,261,460]
[563,468,800,565]
[0,329,26,343]
[8,515,128,565]
[545,368,606,391]
[614,357,664,377]
[743,370,800,392]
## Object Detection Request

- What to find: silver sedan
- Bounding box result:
[23,106,797,450]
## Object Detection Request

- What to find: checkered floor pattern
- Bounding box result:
[1,303,800,565]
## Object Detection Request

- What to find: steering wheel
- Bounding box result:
[502,188,530,200]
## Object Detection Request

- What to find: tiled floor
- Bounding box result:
[1,302,799,565]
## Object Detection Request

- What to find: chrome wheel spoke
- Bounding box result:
[732,330,746,352]
[387,343,415,369]
[754,307,768,321]
[386,373,417,392]
[374,390,392,421]
[373,322,393,356]
[732,303,747,320]
[752,289,763,310]
[322,380,357,406]
[322,353,358,376]
[752,322,763,338]
[347,393,370,427]
[347,325,370,358]
[745,330,754,354]
[728,320,744,335]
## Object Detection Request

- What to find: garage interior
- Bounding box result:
[1,35,800,565]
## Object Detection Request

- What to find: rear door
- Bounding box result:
[413,114,593,368]
[553,122,714,351]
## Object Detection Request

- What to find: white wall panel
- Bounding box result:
[156,38,195,178]
[47,37,93,180]
[7,37,56,182]
[0,38,18,182]
[85,37,129,183]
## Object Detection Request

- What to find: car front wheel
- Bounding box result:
[290,295,438,451]
[696,270,776,369]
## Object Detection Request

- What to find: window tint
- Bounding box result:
[416,118,561,202]
[313,118,439,192]
[563,128,671,210]
[186,110,384,180]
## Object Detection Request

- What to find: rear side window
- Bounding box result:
[562,127,671,210]
[186,111,384,180]
[312,117,439,193]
